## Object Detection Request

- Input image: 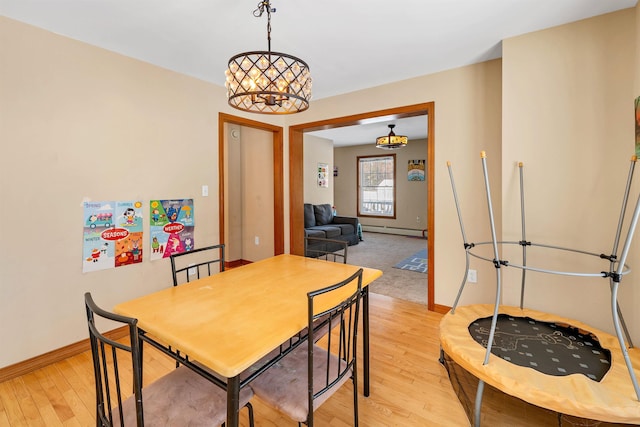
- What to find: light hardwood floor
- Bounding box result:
[0,293,471,426]
[3,293,606,427]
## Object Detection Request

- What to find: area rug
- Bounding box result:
[393,248,427,273]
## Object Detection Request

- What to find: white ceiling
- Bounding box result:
[1,0,636,145]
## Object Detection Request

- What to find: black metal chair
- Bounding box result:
[250,268,363,427]
[170,244,225,286]
[304,237,348,264]
[84,292,254,426]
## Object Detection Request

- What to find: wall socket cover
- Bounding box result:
[467,269,477,283]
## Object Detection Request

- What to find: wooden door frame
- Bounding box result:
[288,102,436,311]
[218,113,285,256]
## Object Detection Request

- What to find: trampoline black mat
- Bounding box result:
[469,314,611,381]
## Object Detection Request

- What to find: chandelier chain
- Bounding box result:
[253,1,274,52]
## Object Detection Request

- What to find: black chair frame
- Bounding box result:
[304,236,348,264]
[170,244,225,286]
[85,292,145,426]
[306,268,363,426]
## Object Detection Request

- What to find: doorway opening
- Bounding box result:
[218,113,285,266]
[288,102,436,311]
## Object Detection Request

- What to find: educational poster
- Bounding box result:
[82,201,144,272]
[318,163,329,187]
[635,96,640,157]
[149,199,195,261]
[408,159,425,181]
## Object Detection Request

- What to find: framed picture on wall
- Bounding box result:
[408,159,425,181]
[318,163,329,187]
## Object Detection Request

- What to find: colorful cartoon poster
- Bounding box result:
[318,163,329,187]
[82,201,144,272]
[635,96,640,157]
[149,199,195,261]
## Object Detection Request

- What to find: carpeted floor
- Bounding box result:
[347,232,428,305]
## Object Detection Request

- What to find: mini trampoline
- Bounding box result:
[443,154,640,426]
[440,304,640,425]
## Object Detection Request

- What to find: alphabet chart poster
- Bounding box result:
[82,201,144,272]
[149,199,195,261]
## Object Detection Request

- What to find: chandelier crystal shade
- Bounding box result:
[225,1,312,114]
[376,124,408,150]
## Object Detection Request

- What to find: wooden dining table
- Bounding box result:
[114,254,383,427]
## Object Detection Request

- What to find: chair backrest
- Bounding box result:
[307,268,363,418]
[85,292,144,427]
[170,244,225,286]
[304,237,348,264]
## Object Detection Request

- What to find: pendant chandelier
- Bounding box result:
[376,124,408,150]
[225,0,312,114]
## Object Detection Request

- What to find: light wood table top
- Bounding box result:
[114,254,382,378]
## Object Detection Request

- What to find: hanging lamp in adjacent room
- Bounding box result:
[225,0,312,114]
[376,124,408,149]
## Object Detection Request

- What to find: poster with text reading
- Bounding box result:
[149,199,195,261]
[82,201,144,272]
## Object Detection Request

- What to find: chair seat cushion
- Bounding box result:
[119,366,253,426]
[250,343,352,423]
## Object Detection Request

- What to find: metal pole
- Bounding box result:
[447,161,471,313]
[608,156,637,347]
[613,187,640,400]
[480,151,502,365]
[518,162,528,309]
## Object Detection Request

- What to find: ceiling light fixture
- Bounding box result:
[225,0,312,114]
[376,124,408,150]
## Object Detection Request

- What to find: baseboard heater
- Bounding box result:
[361,225,425,238]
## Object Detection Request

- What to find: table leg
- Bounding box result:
[227,375,240,427]
[363,287,370,397]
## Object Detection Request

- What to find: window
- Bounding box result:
[357,154,396,218]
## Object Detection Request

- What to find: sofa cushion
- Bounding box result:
[331,223,355,236]
[314,204,333,226]
[305,228,325,238]
[304,204,316,228]
[310,225,341,239]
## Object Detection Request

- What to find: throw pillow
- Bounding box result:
[314,204,333,226]
[304,204,316,228]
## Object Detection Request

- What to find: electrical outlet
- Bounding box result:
[467,269,477,283]
[188,264,197,276]
[255,236,260,245]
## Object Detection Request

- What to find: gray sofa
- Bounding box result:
[304,203,359,246]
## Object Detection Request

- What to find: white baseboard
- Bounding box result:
[361,225,425,238]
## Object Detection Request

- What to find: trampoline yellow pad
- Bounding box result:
[440,304,640,424]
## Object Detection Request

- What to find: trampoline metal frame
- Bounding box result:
[446,152,640,426]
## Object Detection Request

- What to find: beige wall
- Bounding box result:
[637,4,640,96]
[502,9,636,338]
[286,59,504,310]
[303,134,334,205]
[239,127,274,261]
[225,124,243,262]
[0,16,284,368]
[1,5,638,368]
[333,138,428,231]
[224,125,275,262]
